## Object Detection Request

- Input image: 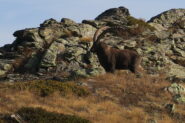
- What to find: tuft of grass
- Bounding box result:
[146,35,159,42]
[86,72,172,107]
[9,80,90,97]
[0,72,183,123]
[61,30,74,38]
[79,37,93,42]
[127,16,155,32]
[61,30,79,38]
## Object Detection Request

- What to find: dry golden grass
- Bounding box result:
[0,71,185,123]
[79,37,93,42]
[61,30,74,38]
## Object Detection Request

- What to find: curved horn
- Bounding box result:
[93,26,110,42]
[95,26,127,43]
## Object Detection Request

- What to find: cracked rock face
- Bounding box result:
[148,9,185,29]
[0,7,185,82]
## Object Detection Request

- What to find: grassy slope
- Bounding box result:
[0,71,185,123]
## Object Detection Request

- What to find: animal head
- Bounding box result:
[90,26,128,53]
[90,26,110,53]
[90,41,99,53]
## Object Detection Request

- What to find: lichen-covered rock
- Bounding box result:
[154,30,171,39]
[147,8,185,80]
[148,9,185,28]
[40,18,61,27]
[66,23,96,38]
[173,94,185,104]
[40,41,65,67]
[82,20,107,28]
[96,6,130,21]
[0,7,185,81]
[61,18,77,25]
[13,28,45,49]
[148,23,167,31]
[24,52,41,72]
[166,61,185,80]
[0,60,13,77]
[94,6,130,27]
[166,83,185,95]
[78,24,96,38]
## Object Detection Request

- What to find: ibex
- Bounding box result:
[90,26,142,74]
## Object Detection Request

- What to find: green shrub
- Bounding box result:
[10,80,90,97]
[17,107,90,123]
[0,114,15,123]
[1,107,90,123]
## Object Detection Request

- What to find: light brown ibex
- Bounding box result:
[90,26,142,74]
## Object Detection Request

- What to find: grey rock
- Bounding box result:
[40,18,61,27]
[0,60,13,77]
[149,23,167,31]
[165,103,175,113]
[148,9,185,28]
[14,28,45,49]
[166,83,185,95]
[147,119,157,123]
[173,94,185,104]
[41,41,65,67]
[154,30,171,39]
[82,20,107,28]
[24,52,40,72]
[96,6,130,21]
[72,69,90,78]
[61,18,77,25]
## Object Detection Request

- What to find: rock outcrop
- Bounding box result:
[148,9,185,80]
[148,9,185,29]
[0,7,185,82]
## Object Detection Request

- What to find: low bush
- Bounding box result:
[10,80,90,97]
[1,107,90,123]
[127,16,155,32]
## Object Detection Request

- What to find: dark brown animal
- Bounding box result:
[90,26,142,74]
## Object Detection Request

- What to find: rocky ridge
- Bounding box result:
[0,7,185,82]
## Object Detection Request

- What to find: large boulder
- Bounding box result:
[40,41,65,67]
[95,6,130,21]
[147,8,185,80]
[148,9,185,29]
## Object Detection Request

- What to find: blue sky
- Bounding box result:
[0,0,185,46]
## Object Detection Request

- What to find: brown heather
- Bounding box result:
[80,37,93,42]
[0,71,185,122]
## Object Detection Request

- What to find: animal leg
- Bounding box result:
[133,56,143,77]
[109,56,116,73]
[130,66,136,73]
[110,63,115,73]
[135,56,142,73]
